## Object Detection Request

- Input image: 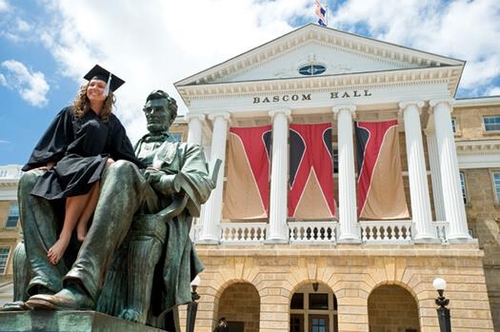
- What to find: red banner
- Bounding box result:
[222,126,272,219]
[356,120,409,219]
[289,123,336,219]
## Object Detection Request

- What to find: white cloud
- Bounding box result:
[0,60,50,107]
[0,0,10,12]
[13,0,500,141]
[35,0,311,142]
[0,3,35,43]
[330,0,500,97]
[487,86,500,96]
[15,18,31,32]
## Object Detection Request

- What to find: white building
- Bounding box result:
[174,24,497,332]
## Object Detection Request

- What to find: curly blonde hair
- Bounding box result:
[72,82,115,121]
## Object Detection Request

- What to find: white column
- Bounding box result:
[267,109,291,243]
[199,112,230,243]
[186,114,205,145]
[332,105,360,242]
[425,131,446,221]
[187,114,207,240]
[399,101,437,241]
[430,99,472,241]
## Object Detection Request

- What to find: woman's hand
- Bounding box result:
[38,161,56,170]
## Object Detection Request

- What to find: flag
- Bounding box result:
[315,0,327,27]
[355,120,410,220]
[289,123,336,219]
[222,126,272,219]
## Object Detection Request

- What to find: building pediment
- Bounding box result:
[175,24,465,102]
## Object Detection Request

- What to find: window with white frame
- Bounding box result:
[290,284,338,332]
[0,247,10,274]
[5,203,19,228]
[460,172,468,205]
[484,116,500,132]
[493,172,500,204]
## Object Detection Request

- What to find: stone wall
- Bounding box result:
[0,200,17,275]
[462,168,500,331]
[217,282,260,332]
[455,105,500,331]
[195,244,494,332]
[368,285,419,332]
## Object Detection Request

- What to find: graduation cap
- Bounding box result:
[84,64,125,96]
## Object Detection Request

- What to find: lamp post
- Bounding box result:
[186,275,201,332]
[433,277,451,332]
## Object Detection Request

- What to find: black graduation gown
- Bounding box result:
[23,106,144,200]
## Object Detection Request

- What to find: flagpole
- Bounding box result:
[325,3,328,26]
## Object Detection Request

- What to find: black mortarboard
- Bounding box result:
[84,64,125,96]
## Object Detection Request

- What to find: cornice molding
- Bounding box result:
[177,66,461,100]
[455,140,500,154]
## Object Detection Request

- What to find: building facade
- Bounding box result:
[173,25,498,332]
[1,24,499,331]
[0,164,22,306]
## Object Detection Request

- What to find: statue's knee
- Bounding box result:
[19,170,41,188]
[105,160,138,179]
[101,160,142,193]
[18,170,43,197]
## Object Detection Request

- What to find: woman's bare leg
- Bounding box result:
[76,182,100,241]
[48,159,115,264]
[76,159,114,241]
[48,193,91,265]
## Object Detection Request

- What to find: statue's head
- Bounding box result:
[143,90,178,134]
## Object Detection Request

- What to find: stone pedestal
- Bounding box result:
[0,310,164,332]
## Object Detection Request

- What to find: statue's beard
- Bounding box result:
[147,123,168,134]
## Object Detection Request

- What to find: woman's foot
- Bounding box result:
[47,237,70,265]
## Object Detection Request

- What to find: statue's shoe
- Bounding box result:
[26,287,95,310]
[119,308,144,323]
[1,301,32,311]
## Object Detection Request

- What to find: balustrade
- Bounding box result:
[191,220,451,244]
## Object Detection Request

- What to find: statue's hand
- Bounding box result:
[144,170,180,195]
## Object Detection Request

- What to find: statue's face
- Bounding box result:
[143,99,173,134]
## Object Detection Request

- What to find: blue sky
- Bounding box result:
[1,0,499,166]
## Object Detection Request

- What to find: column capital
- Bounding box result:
[185,113,206,123]
[398,100,425,117]
[208,112,231,122]
[429,99,455,115]
[332,104,356,119]
[429,98,454,109]
[268,108,291,121]
[399,100,425,111]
